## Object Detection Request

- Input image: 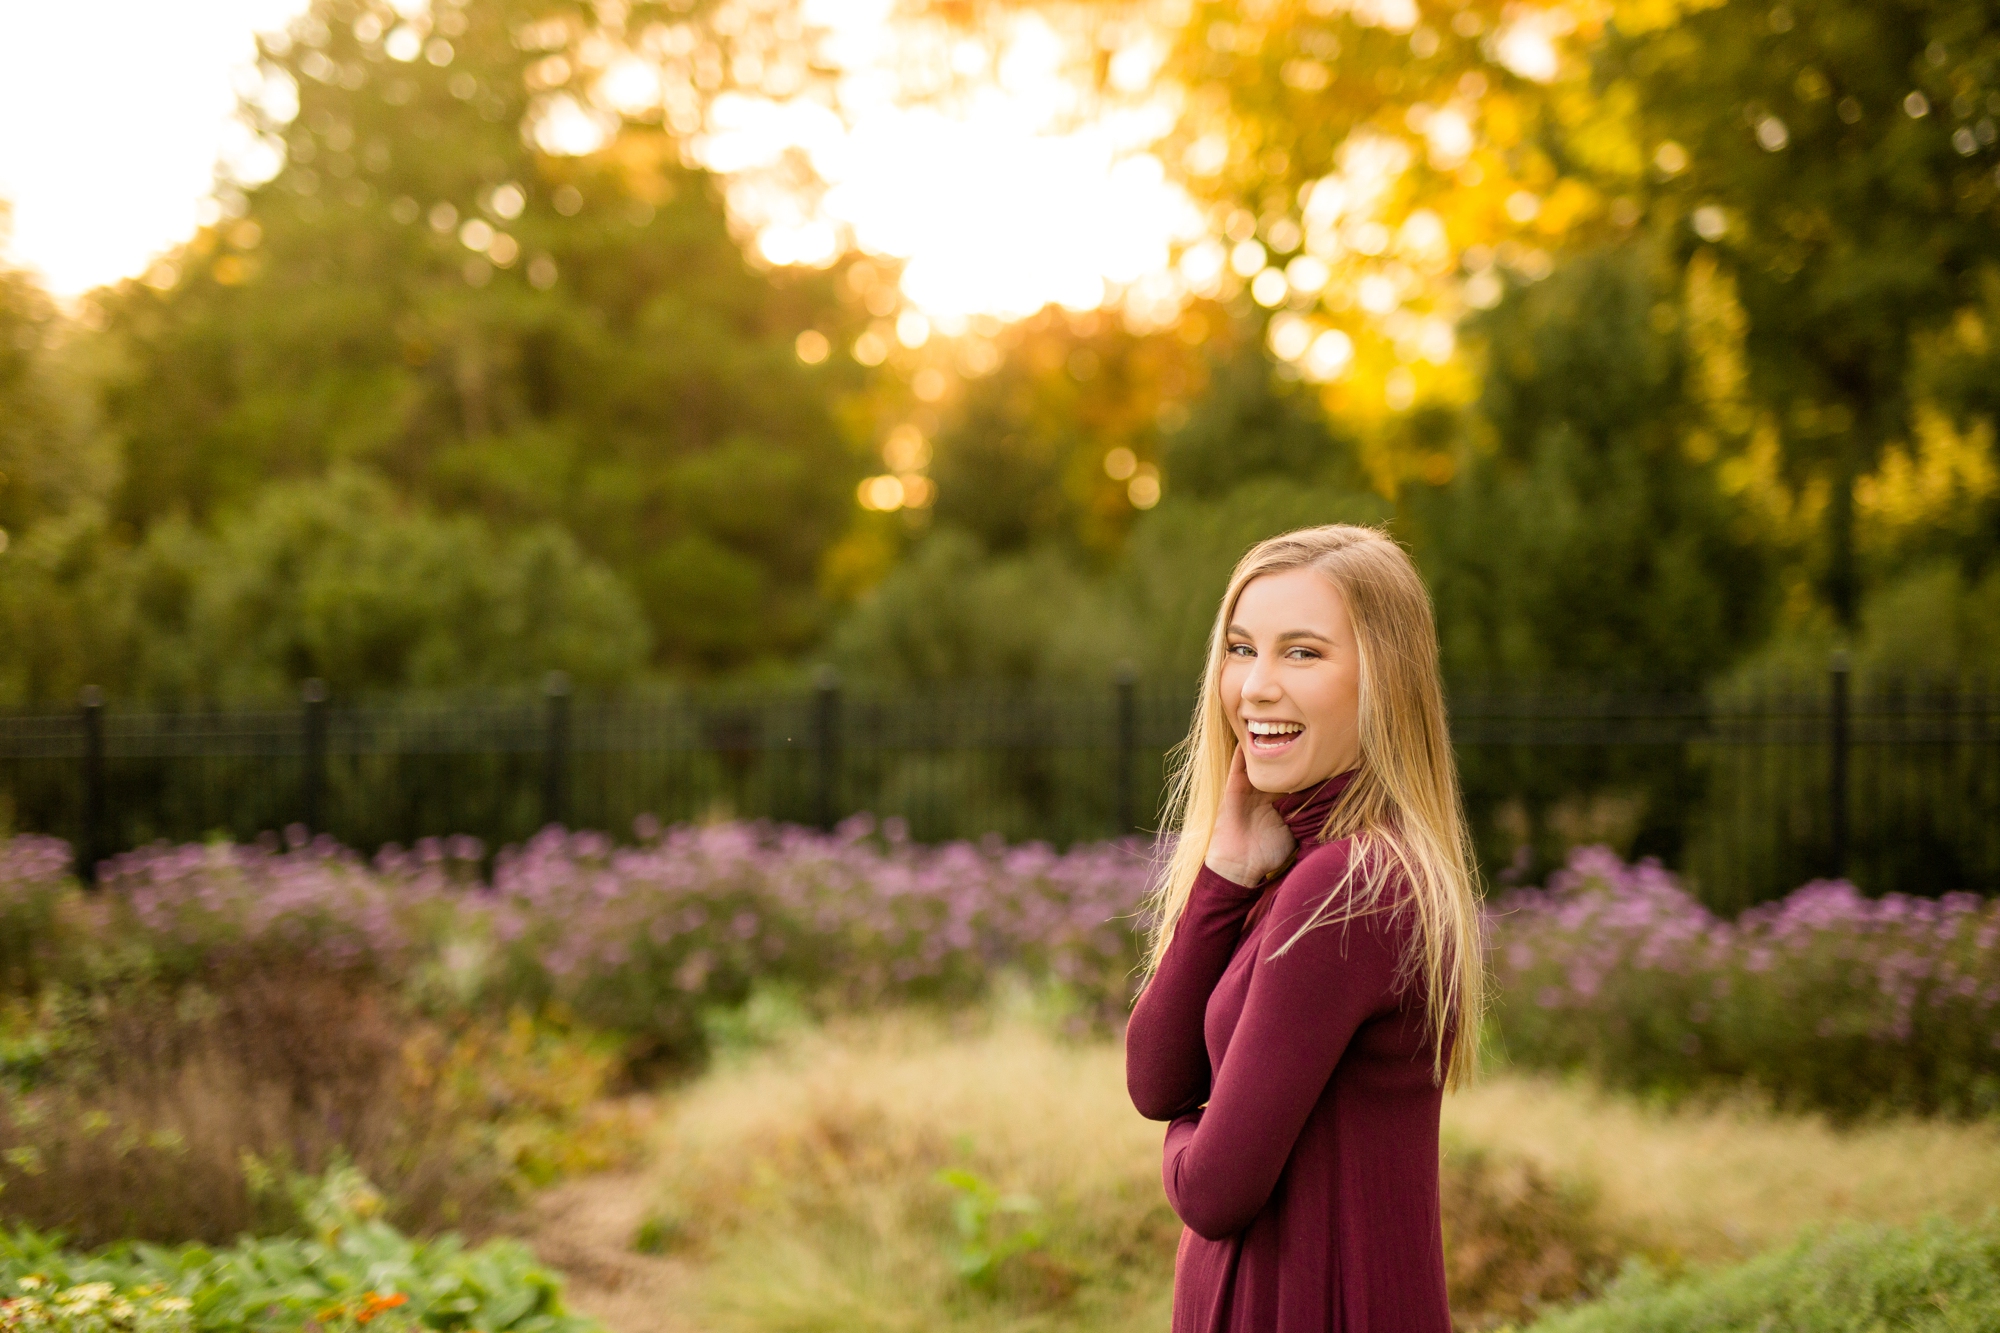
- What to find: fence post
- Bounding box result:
[78,685,104,886]
[301,678,328,834]
[1114,664,1137,837]
[1829,649,1850,881]
[813,666,840,831]
[542,671,571,830]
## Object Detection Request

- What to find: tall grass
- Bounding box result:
[1443,1072,2000,1265]
[0,969,643,1246]
[633,1005,1629,1332]
[618,1006,2000,1333]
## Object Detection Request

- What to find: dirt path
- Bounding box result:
[522,1166,709,1333]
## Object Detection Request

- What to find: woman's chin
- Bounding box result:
[1243,755,1305,793]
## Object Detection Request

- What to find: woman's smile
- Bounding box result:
[1244,718,1305,753]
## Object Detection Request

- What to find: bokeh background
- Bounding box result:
[5,0,1999,904]
[0,2,1998,1330]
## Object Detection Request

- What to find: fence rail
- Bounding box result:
[3,671,1996,910]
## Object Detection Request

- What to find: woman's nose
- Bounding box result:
[1242,656,1283,702]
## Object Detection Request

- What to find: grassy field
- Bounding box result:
[1445,1069,2000,1266]
[518,998,2000,1333]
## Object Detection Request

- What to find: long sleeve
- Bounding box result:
[1126,864,1263,1121]
[1161,845,1406,1241]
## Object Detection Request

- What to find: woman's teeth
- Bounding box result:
[1246,720,1303,749]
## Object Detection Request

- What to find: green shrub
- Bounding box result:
[0,1169,596,1333]
[1525,1219,2000,1332]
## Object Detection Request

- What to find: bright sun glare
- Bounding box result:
[0,0,1203,324]
[694,0,1205,324]
[0,0,315,298]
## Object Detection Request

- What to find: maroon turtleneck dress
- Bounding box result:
[1125,770,1453,1332]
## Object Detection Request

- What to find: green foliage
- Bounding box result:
[934,1168,1046,1293]
[831,388,1389,689]
[0,258,104,549]
[0,473,648,703]
[1157,344,1364,501]
[837,257,1777,693]
[0,1168,594,1333]
[1725,558,2000,687]
[925,314,1200,561]
[1683,561,2000,902]
[140,471,646,699]
[65,0,857,683]
[827,530,1109,682]
[1606,0,2000,622]
[1416,245,1776,685]
[1525,1219,2000,1333]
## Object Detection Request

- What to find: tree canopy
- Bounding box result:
[1,0,1997,705]
[94,0,861,678]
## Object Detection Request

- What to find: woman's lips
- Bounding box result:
[1245,722,1304,753]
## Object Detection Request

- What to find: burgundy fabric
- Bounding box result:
[1126,770,1453,1332]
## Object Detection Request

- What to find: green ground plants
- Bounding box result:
[0,1169,594,1333]
[1523,1219,2000,1333]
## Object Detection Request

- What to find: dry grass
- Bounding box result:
[628,1007,1634,1333]
[1443,1070,2000,1265]
[599,1008,2000,1333]
[0,971,645,1246]
[0,971,499,1244]
[650,1008,1175,1333]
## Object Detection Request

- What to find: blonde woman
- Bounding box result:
[1126,524,1484,1333]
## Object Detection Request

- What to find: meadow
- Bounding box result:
[523,1003,2000,1333]
[0,823,1996,1331]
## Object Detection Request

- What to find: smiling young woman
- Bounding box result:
[1126,524,1485,1333]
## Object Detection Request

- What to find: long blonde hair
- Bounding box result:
[1142,524,1485,1087]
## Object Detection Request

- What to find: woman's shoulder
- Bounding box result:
[1272,834,1414,925]
[1284,834,1353,885]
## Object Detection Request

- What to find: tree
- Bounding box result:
[1157,0,1632,430]
[1609,0,2000,626]
[926,311,1203,560]
[0,235,104,546]
[1412,244,1776,685]
[95,0,862,673]
[0,470,648,705]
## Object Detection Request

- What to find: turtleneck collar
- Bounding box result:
[1270,767,1360,847]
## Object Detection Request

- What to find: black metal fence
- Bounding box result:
[2,670,1996,910]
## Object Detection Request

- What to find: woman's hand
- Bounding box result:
[1203,746,1296,887]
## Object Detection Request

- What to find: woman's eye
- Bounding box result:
[1227,643,1254,657]
[1285,647,1319,660]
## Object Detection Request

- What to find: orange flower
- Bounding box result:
[355,1291,410,1323]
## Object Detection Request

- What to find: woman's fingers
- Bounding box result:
[1225,742,1249,792]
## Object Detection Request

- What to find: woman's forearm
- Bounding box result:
[1125,866,1262,1121]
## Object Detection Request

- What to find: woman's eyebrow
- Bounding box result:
[1224,624,1334,643]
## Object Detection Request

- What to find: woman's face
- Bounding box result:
[1218,566,1363,794]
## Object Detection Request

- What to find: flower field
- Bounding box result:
[5,818,1996,1118]
[0,820,1997,1332]
[1493,847,2000,1118]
